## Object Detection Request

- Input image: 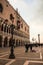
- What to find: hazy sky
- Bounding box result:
[8,0,43,43]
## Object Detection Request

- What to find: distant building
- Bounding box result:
[0,0,30,47]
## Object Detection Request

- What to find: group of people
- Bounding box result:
[25,43,33,52]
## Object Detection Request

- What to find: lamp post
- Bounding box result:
[38,34,40,44]
[32,37,35,44]
[9,14,15,59]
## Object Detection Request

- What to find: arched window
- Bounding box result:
[0,3,3,13]
[25,26,26,31]
[0,17,4,31]
[17,20,20,29]
[0,17,4,24]
[1,24,3,31]
[3,19,8,32]
[10,14,14,23]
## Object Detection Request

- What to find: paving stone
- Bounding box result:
[29,62,43,65]
[10,59,26,65]
[1,55,9,59]
[0,54,4,56]
[0,48,10,53]
[0,59,10,65]
[15,52,40,59]
[0,47,43,65]
[40,54,43,60]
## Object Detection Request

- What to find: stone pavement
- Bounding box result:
[0,46,43,65]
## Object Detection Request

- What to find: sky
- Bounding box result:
[7,0,43,43]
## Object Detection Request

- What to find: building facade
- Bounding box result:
[0,0,30,47]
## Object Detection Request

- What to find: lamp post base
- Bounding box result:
[9,46,15,59]
[9,53,15,59]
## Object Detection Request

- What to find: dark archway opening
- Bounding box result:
[4,37,8,47]
[16,39,18,47]
[0,35,2,47]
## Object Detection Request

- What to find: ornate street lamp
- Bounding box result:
[9,14,15,59]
